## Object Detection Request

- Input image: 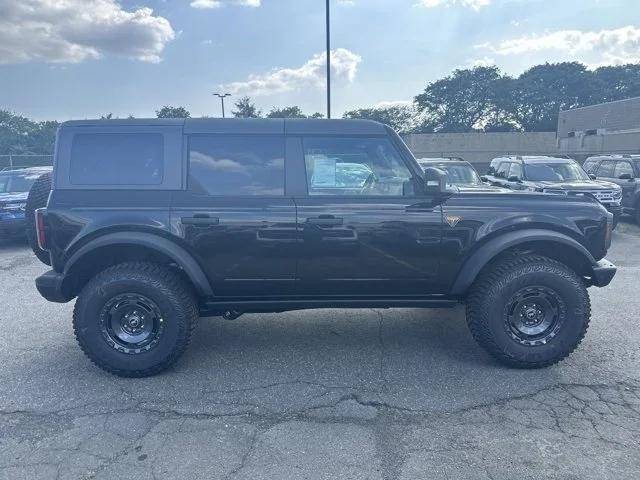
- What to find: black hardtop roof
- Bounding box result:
[418,158,467,165]
[0,166,52,175]
[491,156,577,164]
[60,118,388,135]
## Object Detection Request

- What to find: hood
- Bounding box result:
[530,180,620,190]
[455,184,512,193]
[0,192,28,203]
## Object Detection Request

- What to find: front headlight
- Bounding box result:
[612,189,622,200]
[5,202,26,211]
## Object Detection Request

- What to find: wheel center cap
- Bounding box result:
[525,308,537,320]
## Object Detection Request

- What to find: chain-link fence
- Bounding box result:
[0,154,53,170]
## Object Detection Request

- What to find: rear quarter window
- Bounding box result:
[70,133,164,185]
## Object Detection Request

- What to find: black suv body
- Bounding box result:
[485,156,623,224]
[34,119,616,376]
[0,167,52,239]
[582,155,640,224]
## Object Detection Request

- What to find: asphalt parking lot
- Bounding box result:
[1,222,639,480]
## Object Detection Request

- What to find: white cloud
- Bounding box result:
[0,0,175,64]
[221,48,362,96]
[469,56,496,67]
[190,0,260,8]
[479,25,640,67]
[415,0,491,11]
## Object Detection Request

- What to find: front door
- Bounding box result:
[172,133,298,298]
[294,135,443,296]
[612,160,637,208]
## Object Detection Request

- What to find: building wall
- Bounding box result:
[557,96,640,138]
[402,132,558,172]
[403,130,640,170]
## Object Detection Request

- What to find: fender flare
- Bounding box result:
[450,228,596,296]
[64,232,214,297]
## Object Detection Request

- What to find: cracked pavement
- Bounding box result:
[1,221,640,479]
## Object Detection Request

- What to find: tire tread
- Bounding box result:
[73,261,198,377]
[466,254,591,368]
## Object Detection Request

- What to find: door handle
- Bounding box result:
[306,215,343,226]
[181,214,220,226]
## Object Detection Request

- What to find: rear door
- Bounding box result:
[172,126,298,298]
[292,135,443,296]
[613,160,636,207]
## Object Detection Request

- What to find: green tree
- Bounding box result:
[343,105,417,133]
[509,62,592,132]
[590,64,640,104]
[0,110,58,155]
[266,106,307,118]
[156,106,191,118]
[414,66,508,133]
[232,96,262,118]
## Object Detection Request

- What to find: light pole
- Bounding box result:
[213,93,231,118]
[326,0,331,119]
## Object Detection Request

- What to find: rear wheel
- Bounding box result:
[73,262,198,377]
[466,254,590,368]
[25,172,52,265]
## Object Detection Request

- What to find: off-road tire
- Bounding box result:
[466,254,590,368]
[25,171,52,265]
[73,262,198,377]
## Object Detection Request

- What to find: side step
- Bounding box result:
[200,297,459,316]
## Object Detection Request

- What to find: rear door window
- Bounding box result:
[188,135,285,196]
[70,133,164,185]
[614,161,633,179]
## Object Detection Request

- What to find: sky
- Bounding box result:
[0,0,639,121]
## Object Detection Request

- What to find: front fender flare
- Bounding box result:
[450,229,596,296]
[64,232,214,297]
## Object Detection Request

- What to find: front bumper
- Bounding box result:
[35,270,74,303]
[590,258,617,287]
[603,203,622,217]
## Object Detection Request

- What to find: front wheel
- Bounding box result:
[466,254,590,368]
[73,262,198,377]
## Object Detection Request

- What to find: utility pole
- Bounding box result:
[213,93,232,118]
[326,0,331,119]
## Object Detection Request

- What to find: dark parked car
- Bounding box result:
[0,167,52,240]
[582,155,640,224]
[417,158,509,192]
[485,156,622,225]
[33,119,616,377]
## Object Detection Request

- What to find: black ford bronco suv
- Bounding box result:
[32,119,617,377]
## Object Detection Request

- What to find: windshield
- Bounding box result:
[432,164,482,185]
[524,162,589,182]
[0,172,39,193]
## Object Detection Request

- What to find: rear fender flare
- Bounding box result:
[64,232,213,297]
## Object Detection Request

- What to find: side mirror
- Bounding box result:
[480,175,488,182]
[507,175,521,183]
[588,173,597,180]
[618,173,633,180]
[423,167,448,195]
